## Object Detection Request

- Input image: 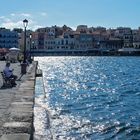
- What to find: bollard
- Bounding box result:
[21,63,27,74]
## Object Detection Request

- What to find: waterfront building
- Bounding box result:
[16,25,140,55]
[114,27,133,47]
[19,30,33,52]
[34,26,57,52]
[33,26,74,53]
[44,31,75,52]
[37,32,45,50]
[123,33,133,48]
[74,32,93,52]
[76,25,88,33]
[36,25,72,37]
[13,28,23,34]
[92,32,109,43]
[88,27,95,33]
[101,38,123,52]
[0,28,18,49]
[132,29,140,49]
[106,28,116,38]
[91,31,110,51]
[115,27,132,38]
[34,26,65,52]
[37,27,56,35]
[94,26,106,33]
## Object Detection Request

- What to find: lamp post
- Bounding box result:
[23,19,28,63]
[29,33,32,62]
[32,41,35,60]
[97,41,101,55]
[21,19,28,74]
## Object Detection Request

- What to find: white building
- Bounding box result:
[44,32,75,52]
[114,27,133,47]
[133,29,140,49]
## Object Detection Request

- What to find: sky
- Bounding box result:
[0,0,140,30]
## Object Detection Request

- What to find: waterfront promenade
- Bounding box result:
[0,61,37,140]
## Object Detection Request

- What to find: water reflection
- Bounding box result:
[34,57,140,140]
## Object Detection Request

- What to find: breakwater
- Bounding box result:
[0,61,38,140]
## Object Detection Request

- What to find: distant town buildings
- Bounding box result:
[0,25,140,55]
[0,28,18,49]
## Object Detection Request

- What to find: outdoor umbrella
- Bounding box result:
[9,47,20,51]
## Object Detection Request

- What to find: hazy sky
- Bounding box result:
[0,0,140,30]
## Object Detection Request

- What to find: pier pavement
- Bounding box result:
[0,61,37,140]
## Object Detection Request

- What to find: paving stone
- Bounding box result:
[11,102,33,106]
[3,122,31,134]
[9,106,33,114]
[0,133,30,140]
[9,112,33,122]
[14,95,34,102]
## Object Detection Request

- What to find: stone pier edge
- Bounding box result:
[0,61,39,140]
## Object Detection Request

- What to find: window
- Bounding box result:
[61,40,64,45]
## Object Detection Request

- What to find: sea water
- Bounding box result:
[34,56,140,140]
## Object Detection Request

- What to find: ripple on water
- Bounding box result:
[34,56,140,140]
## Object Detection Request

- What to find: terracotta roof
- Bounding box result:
[0,48,8,53]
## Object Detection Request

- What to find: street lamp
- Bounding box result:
[23,19,28,63]
[32,41,35,60]
[29,33,32,62]
[21,19,28,75]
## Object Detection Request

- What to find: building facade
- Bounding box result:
[17,25,140,55]
[0,28,18,49]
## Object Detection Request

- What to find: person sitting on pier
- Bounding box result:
[3,62,18,86]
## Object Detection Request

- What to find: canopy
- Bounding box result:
[118,48,136,52]
[9,47,20,51]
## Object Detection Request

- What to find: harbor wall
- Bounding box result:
[0,61,38,140]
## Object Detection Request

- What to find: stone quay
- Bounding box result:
[0,61,38,140]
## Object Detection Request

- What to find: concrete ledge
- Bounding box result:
[0,133,30,140]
